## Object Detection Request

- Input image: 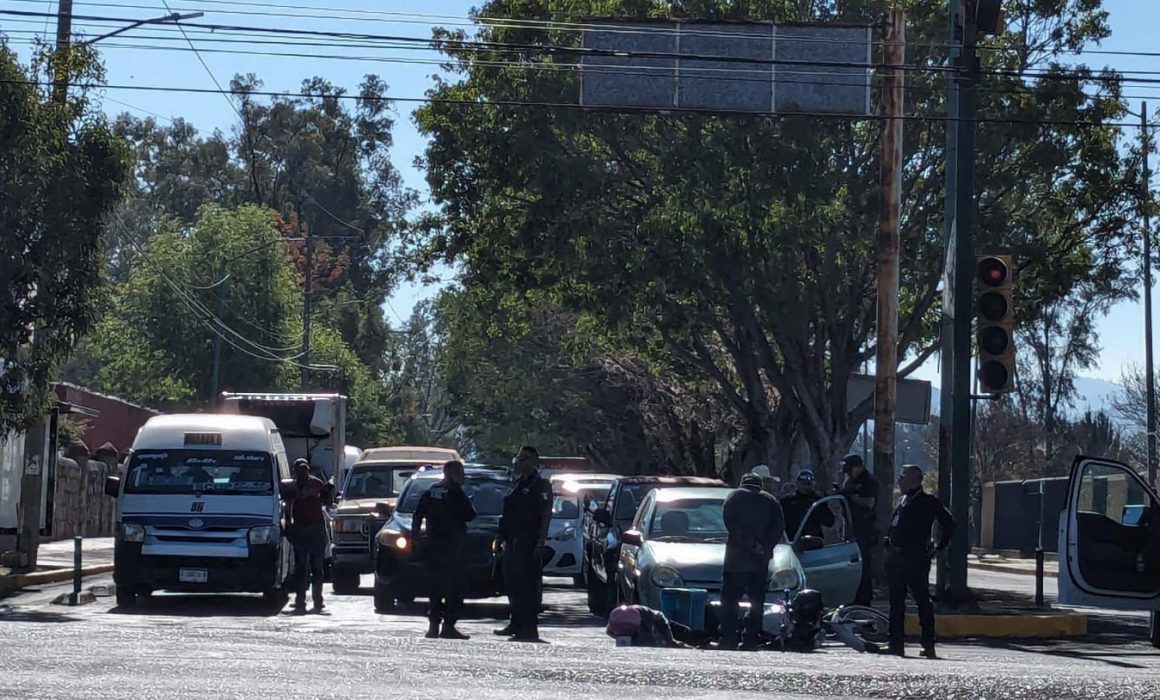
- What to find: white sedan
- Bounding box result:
[615,487,862,612]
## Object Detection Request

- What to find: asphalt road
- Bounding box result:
[3,574,1160,699]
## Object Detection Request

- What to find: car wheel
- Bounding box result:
[374,579,397,613]
[332,567,361,595]
[115,586,138,608]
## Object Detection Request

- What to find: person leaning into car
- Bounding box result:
[720,473,786,650]
[411,459,477,640]
[495,445,553,642]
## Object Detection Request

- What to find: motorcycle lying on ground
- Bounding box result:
[671,588,889,653]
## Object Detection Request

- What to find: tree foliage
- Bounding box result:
[0,44,130,433]
[413,0,1136,483]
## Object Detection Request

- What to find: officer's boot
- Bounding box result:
[425,619,440,639]
[440,623,470,640]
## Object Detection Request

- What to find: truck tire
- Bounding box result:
[332,567,360,595]
[115,586,138,608]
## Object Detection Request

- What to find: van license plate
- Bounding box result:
[179,568,208,583]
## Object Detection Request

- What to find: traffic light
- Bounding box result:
[974,0,1005,36]
[976,254,1015,394]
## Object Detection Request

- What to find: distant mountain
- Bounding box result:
[927,376,1124,419]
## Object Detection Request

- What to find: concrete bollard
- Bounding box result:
[71,536,82,605]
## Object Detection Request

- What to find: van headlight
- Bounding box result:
[248,525,279,545]
[650,566,684,588]
[769,567,801,591]
[120,523,145,543]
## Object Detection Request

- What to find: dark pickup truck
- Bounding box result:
[583,475,727,616]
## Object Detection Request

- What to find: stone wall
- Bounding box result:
[50,443,117,540]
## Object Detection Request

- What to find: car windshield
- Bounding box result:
[397,475,511,516]
[125,449,273,495]
[552,494,581,520]
[343,465,417,500]
[647,498,729,543]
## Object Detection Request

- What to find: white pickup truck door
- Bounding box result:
[1058,455,1160,611]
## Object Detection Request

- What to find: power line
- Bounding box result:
[157,0,242,120]
[0,77,1147,129]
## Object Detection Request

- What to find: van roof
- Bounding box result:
[132,413,278,452]
[357,446,463,464]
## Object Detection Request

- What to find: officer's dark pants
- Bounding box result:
[427,536,466,627]
[503,539,542,636]
[854,533,876,605]
[290,523,327,606]
[887,549,935,652]
[719,569,767,647]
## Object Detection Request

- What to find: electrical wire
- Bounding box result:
[157,0,243,120]
[0,77,1147,129]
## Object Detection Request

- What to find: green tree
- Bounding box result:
[414,0,1136,485]
[0,44,130,433]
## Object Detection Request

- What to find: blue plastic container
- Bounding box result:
[659,587,708,631]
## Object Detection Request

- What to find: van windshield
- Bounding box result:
[125,450,274,495]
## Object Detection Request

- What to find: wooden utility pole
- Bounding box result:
[302,229,314,389]
[1144,101,1157,489]
[873,9,906,530]
[52,0,73,104]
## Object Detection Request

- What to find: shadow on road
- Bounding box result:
[365,583,606,630]
[107,594,284,618]
[0,603,80,624]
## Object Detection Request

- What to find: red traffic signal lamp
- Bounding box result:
[976,254,1014,393]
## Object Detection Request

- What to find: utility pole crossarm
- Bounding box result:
[77,12,204,47]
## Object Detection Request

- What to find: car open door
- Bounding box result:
[1059,455,1160,611]
[793,495,862,607]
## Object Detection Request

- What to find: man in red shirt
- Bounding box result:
[288,459,333,612]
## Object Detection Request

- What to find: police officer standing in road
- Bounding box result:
[495,445,553,642]
[885,464,955,658]
[839,455,880,605]
[411,459,477,640]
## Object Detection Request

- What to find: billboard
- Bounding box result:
[580,21,873,115]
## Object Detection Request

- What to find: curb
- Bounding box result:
[0,564,115,595]
[905,611,1087,639]
[969,562,1058,579]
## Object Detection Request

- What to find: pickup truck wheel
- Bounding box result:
[115,586,138,608]
[332,567,361,595]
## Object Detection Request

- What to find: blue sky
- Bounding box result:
[1,0,1153,386]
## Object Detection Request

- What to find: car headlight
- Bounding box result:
[769,567,801,591]
[650,565,684,588]
[248,525,279,545]
[120,523,145,543]
[551,526,577,542]
[378,529,409,551]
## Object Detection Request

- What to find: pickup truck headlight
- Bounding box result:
[650,565,684,588]
[769,567,801,591]
[248,525,279,545]
[120,523,145,543]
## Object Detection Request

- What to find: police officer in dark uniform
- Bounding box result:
[780,469,834,540]
[839,454,880,605]
[411,459,477,640]
[494,445,553,642]
[885,464,955,658]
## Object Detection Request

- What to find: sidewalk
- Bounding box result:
[968,553,1058,578]
[0,537,115,595]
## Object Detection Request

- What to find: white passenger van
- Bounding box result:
[104,414,296,607]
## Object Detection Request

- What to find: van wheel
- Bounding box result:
[263,588,289,609]
[115,587,138,608]
[332,567,360,595]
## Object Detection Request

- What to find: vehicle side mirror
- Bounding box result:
[621,529,643,547]
[794,535,825,553]
[593,509,613,527]
[373,502,393,519]
[279,479,299,500]
[104,476,120,498]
